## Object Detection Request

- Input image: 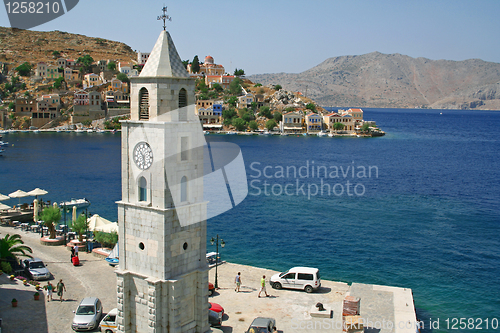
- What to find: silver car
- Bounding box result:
[72,297,103,331]
[23,258,51,280]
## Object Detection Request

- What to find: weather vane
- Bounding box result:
[157,6,172,31]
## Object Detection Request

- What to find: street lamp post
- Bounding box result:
[210,234,225,289]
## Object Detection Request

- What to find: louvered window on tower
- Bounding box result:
[139,87,149,120]
[179,88,187,121]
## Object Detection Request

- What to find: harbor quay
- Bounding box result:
[0,224,417,333]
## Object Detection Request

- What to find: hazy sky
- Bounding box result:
[1,0,500,75]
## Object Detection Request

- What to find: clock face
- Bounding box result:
[133,142,153,170]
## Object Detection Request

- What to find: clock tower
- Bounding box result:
[115,27,209,333]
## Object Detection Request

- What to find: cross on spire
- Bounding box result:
[157,6,172,31]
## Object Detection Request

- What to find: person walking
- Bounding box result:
[235,272,242,292]
[56,279,66,301]
[258,275,269,297]
[73,244,79,256]
[46,281,53,302]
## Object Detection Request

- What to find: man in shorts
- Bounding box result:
[235,272,242,292]
[258,275,269,297]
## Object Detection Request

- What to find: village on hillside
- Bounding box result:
[0,52,383,136]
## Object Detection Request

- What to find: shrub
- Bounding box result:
[1,261,12,274]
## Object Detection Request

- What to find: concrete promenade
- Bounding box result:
[0,224,418,333]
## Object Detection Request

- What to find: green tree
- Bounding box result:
[8,102,15,110]
[226,96,238,107]
[77,54,94,72]
[273,111,282,122]
[213,83,223,92]
[53,77,65,90]
[361,122,371,132]
[306,103,316,112]
[222,108,237,122]
[258,106,272,119]
[232,118,247,131]
[333,122,345,131]
[274,84,282,90]
[229,77,243,95]
[52,50,61,58]
[265,119,277,131]
[182,60,189,69]
[94,231,118,248]
[0,234,33,264]
[107,61,116,71]
[234,68,245,77]
[116,72,130,83]
[249,120,258,131]
[41,206,61,239]
[71,214,89,242]
[15,62,32,76]
[191,55,200,73]
[254,83,262,87]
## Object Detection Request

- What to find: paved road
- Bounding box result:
[0,225,117,333]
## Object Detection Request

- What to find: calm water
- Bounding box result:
[1,108,499,332]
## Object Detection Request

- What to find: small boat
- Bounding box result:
[0,141,8,146]
[203,131,209,135]
[106,243,119,266]
[226,131,236,135]
[261,131,271,136]
[302,133,308,136]
[59,198,91,208]
[74,129,84,133]
[280,133,288,136]
[87,129,93,133]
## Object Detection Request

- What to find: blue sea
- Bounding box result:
[1,108,499,332]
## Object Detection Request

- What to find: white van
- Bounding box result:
[99,308,118,333]
[270,267,321,293]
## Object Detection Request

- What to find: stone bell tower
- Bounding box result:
[115,24,209,333]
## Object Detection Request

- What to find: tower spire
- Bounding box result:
[157,6,172,31]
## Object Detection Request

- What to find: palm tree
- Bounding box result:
[71,214,89,242]
[0,234,33,263]
[41,206,61,239]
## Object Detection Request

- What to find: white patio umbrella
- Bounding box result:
[96,222,118,233]
[0,202,11,210]
[8,189,30,206]
[27,188,48,200]
[0,193,10,201]
[72,206,77,222]
[87,214,113,231]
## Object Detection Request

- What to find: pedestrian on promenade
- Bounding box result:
[235,272,242,292]
[258,275,269,297]
[46,281,53,301]
[57,279,66,301]
[74,244,79,256]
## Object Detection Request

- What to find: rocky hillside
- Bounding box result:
[248,52,500,110]
[0,26,136,66]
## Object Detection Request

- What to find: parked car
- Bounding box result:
[72,297,103,331]
[99,308,117,333]
[208,309,222,327]
[22,258,51,280]
[209,302,224,316]
[245,317,276,333]
[270,267,321,293]
[209,282,215,296]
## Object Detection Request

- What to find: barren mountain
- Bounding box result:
[0,26,136,66]
[248,52,500,110]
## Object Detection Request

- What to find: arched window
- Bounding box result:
[179,88,188,121]
[179,88,187,108]
[139,87,149,120]
[139,177,147,202]
[180,176,187,202]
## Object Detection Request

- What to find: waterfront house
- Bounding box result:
[14,97,36,117]
[324,113,355,133]
[83,73,103,88]
[305,112,323,133]
[35,62,47,78]
[281,110,304,134]
[47,65,63,79]
[137,52,150,65]
[74,90,89,105]
[205,75,236,89]
[237,92,254,109]
[32,97,59,128]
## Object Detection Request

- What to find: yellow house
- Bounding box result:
[281,111,304,134]
[84,73,103,88]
